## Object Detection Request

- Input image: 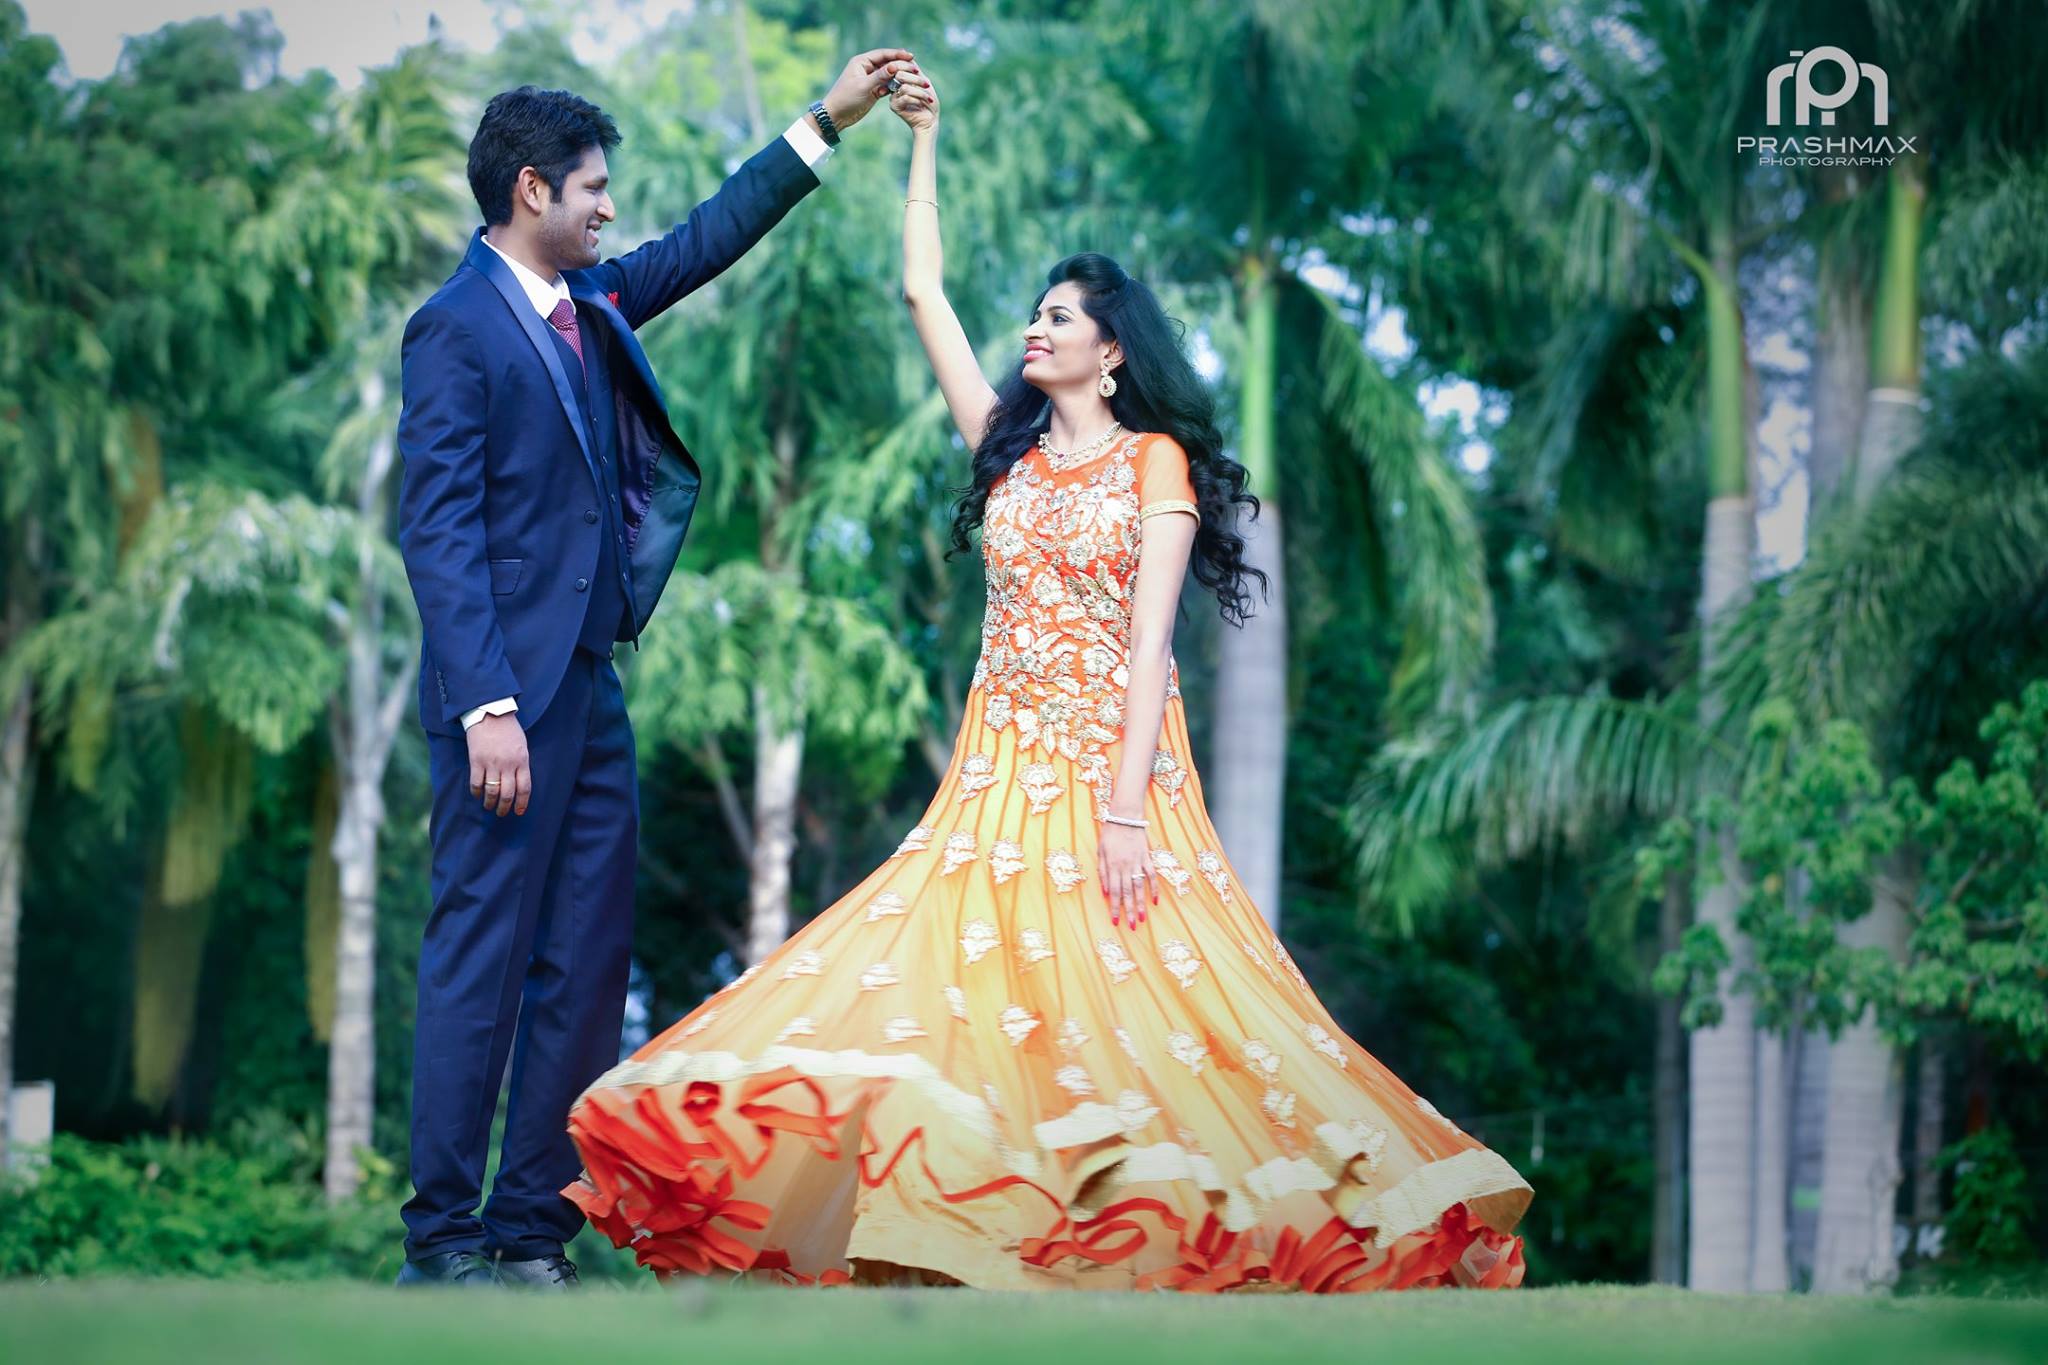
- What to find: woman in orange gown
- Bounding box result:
[561,67,1533,1293]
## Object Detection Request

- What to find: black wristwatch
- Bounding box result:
[808,99,841,147]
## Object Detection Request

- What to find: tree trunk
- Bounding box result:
[323,373,413,1204]
[1652,871,1687,1284]
[1808,170,1873,517]
[1212,250,1286,930]
[745,686,805,965]
[1911,1033,1945,1251]
[1849,161,1926,505]
[1811,853,1913,1294]
[1789,1021,1830,1287]
[1686,231,1757,1293]
[1812,158,1926,1290]
[1751,1026,1791,1291]
[323,756,382,1203]
[0,537,36,1171]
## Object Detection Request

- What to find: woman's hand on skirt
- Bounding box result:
[1097,821,1155,928]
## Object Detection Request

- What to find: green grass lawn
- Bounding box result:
[3,1280,2046,1365]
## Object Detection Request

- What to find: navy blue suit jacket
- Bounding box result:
[397,134,819,737]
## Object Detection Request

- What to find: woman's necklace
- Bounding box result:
[1038,420,1124,472]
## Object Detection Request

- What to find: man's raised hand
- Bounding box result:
[821,47,922,134]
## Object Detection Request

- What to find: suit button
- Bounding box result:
[574,577,589,592]
[584,508,599,523]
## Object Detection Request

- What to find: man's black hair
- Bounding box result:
[467,85,622,226]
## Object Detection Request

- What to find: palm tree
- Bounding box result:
[234,47,468,1199]
[1107,0,1502,928]
[1759,0,2048,1293]
[1345,0,1820,1288]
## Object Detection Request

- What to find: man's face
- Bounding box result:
[536,146,616,271]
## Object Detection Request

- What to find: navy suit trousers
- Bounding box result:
[401,644,637,1260]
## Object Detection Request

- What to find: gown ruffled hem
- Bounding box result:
[563,1044,1531,1292]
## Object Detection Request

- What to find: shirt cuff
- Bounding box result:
[783,115,834,169]
[460,697,519,730]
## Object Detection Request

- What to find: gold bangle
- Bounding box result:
[905,197,939,209]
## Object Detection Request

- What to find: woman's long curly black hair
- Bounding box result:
[948,253,1267,625]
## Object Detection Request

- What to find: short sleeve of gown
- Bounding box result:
[1137,434,1201,525]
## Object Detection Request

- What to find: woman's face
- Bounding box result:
[1021,281,1120,393]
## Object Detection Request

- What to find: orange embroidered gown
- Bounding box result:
[563,430,1534,1291]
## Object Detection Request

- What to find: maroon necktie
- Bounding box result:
[546,297,584,373]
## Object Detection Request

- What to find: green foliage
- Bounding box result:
[1657,680,2048,1060]
[1936,1123,2040,1271]
[0,1113,401,1280]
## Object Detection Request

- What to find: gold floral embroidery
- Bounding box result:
[1243,1039,1282,1081]
[999,1005,1041,1045]
[1018,762,1065,813]
[1416,1097,1461,1133]
[1057,1018,1089,1053]
[1263,1088,1299,1129]
[681,1009,718,1038]
[944,985,968,1021]
[971,433,1188,812]
[859,961,900,992]
[881,1015,927,1044]
[957,752,998,801]
[1274,936,1309,990]
[864,890,908,922]
[1151,848,1193,896]
[1138,498,1200,523]
[774,1017,816,1042]
[1198,851,1232,902]
[1017,927,1055,965]
[1046,849,1085,892]
[1116,1089,1161,1131]
[1054,1065,1096,1097]
[1240,940,1276,979]
[1115,1027,1143,1066]
[941,831,978,875]
[1095,937,1137,983]
[1150,750,1187,806]
[960,919,1001,965]
[990,839,1027,884]
[779,950,824,981]
[1159,938,1205,989]
[1304,1023,1347,1068]
[1166,1030,1209,1076]
[892,825,933,857]
[1343,1118,1390,1171]
[716,963,762,994]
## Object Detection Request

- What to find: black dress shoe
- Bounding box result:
[492,1253,580,1289]
[395,1249,500,1288]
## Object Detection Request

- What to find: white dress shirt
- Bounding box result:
[459,117,832,731]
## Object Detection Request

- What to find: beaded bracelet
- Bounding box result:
[1100,813,1149,829]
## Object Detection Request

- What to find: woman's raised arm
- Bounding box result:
[892,78,999,451]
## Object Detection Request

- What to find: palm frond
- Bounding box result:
[1301,277,1494,722]
[1347,691,1741,932]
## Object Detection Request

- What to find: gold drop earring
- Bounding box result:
[1098,356,1119,398]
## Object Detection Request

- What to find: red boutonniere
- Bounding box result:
[606,291,620,308]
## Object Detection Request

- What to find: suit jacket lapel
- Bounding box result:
[465,231,600,487]
[566,275,669,422]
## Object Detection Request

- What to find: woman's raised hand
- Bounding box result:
[889,61,939,131]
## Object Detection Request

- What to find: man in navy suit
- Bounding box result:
[392,50,930,1289]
